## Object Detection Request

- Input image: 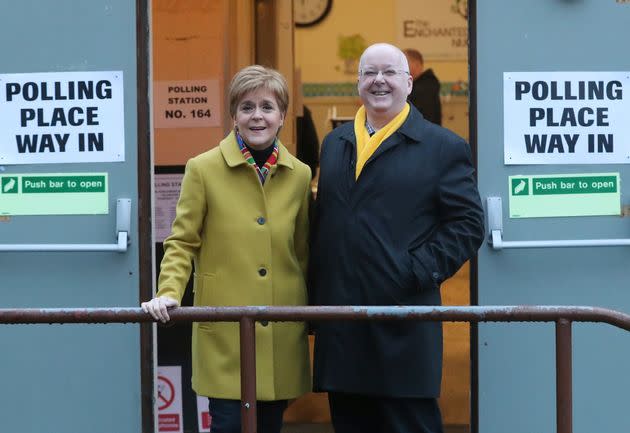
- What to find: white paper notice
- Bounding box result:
[154,173,183,243]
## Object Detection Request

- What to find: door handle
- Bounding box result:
[487,196,630,249]
[0,198,131,253]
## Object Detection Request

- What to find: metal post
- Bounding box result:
[240,317,257,433]
[556,319,573,433]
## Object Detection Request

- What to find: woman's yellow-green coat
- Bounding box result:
[157,132,312,400]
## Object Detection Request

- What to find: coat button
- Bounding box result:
[432,272,440,280]
[258,268,267,276]
[257,216,266,225]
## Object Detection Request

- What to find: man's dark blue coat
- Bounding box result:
[310,105,485,398]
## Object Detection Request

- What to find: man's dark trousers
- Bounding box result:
[329,392,444,433]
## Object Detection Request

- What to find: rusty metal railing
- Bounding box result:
[3,305,630,433]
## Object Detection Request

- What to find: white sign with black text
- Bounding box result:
[0,71,125,164]
[504,71,630,165]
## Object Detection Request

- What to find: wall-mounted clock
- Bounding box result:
[294,0,332,28]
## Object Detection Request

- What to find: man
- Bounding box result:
[309,43,484,433]
[404,48,442,125]
[296,105,319,179]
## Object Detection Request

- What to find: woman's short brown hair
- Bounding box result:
[228,65,289,118]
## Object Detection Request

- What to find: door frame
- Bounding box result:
[136,0,155,431]
[468,2,480,432]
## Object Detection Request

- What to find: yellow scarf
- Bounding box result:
[353,103,410,179]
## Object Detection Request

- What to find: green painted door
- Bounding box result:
[0,1,150,432]
[474,1,630,432]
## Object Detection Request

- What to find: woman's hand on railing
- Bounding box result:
[141,296,180,323]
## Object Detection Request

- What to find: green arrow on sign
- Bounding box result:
[1,177,19,194]
[511,178,529,196]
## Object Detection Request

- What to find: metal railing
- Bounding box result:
[2,305,630,433]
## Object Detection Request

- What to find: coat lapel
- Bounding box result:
[220,131,249,168]
[337,126,358,192]
[332,108,429,201]
[219,131,293,191]
[364,106,427,166]
[342,107,429,205]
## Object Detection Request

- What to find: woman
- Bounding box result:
[142,65,312,433]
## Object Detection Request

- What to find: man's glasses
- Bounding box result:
[359,69,410,79]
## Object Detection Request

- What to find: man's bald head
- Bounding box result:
[358,43,410,75]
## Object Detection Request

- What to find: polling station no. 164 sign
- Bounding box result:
[504,71,630,165]
[0,71,125,164]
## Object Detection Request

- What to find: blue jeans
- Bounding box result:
[208,398,288,433]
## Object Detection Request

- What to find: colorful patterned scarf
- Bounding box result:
[235,131,279,184]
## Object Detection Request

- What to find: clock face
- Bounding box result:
[294,0,332,27]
